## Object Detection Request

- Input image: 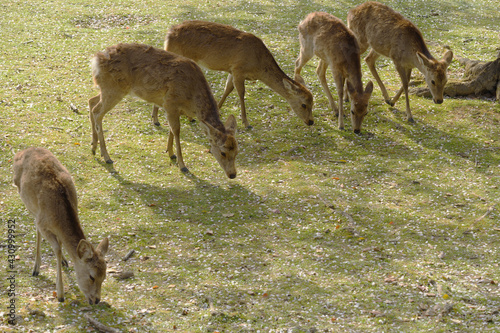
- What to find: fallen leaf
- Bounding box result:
[222,213,234,218]
[370,310,384,317]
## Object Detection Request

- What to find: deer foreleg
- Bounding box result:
[32,229,41,276]
[395,66,414,123]
[316,60,339,116]
[365,49,392,105]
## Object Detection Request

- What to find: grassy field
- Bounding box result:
[1,0,499,332]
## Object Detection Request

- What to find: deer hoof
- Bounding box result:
[408,117,415,123]
[105,159,114,164]
[62,259,68,267]
[246,125,253,130]
[91,149,96,156]
[180,167,189,173]
[32,270,39,277]
[170,154,177,161]
[385,99,395,107]
[58,297,65,303]
[154,122,161,126]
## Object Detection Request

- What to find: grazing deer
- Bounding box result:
[151,20,314,129]
[294,12,374,133]
[89,43,238,178]
[13,147,109,304]
[347,1,453,123]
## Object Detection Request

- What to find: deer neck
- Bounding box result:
[258,66,296,100]
[59,213,86,261]
[198,94,226,133]
[346,64,364,94]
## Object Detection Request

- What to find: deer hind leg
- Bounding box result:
[165,109,188,172]
[218,74,234,109]
[395,66,414,123]
[152,105,161,126]
[32,229,42,276]
[316,60,339,116]
[89,91,126,164]
[365,49,392,105]
[167,130,175,160]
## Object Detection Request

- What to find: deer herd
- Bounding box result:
[14,2,455,304]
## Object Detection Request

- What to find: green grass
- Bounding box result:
[1,0,499,332]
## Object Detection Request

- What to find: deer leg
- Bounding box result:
[152,105,160,126]
[32,229,42,276]
[88,95,101,156]
[218,74,234,109]
[61,254,68,267]
[332,72,346,130]
[395,66,414,123]
[45,232,64,302]
[294,38,314,85]
[391,67,412,106]
[316,60,339,116]
[167,130,176,160]
[232,74,250,129]
[90,92,125,164]
[365,49,392,105]
[166,110,187,172]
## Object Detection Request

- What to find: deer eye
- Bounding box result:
[431,80,436,85]
[301,104,307,108]
[221,152,226,158]
[90,275,95,282]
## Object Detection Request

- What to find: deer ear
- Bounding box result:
[201,120,225,145]
[224,115,237,135]
[347,81,356,95]
[283,78,295,93]
[77,239,94,260]
[365,80,374,94]
[416,51,432,67]
[96,237,109,256]
[442,50,453,66]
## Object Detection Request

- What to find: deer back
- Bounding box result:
[165,20,276,76]
[92,43,219,120]
[299,12,364,89]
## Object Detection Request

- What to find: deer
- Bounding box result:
[347,1,453,123]
[13,147,109,304]
[89,43,239,179]
[151,20,314,129]
[294,12,374,133]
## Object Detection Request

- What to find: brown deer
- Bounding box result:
[294,12,374,133]
[151,20,314,129]
[13,147,109,304]
[89,43,238,179]
[347,1,453,122]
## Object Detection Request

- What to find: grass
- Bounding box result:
[1,0,499,332]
